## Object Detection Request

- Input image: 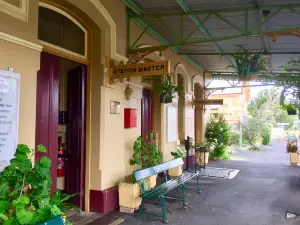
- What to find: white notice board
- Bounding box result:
[0,70,20,171]
[167,106,177,142]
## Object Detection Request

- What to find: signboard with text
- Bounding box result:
[195,99,223,106]
[111,60,170,79]
[0,70,20,171]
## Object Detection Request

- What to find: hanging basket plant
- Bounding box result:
[280,85,300,115]
[224,45,268,81]
[155,74,183,104]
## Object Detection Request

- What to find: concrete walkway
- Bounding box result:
[104,140,300,225]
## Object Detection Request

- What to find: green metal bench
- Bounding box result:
[134,158,200,224]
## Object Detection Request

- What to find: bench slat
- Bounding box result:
[134,158,184,181]
[141,172,198,199]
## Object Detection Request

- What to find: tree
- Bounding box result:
[248,88,295,127]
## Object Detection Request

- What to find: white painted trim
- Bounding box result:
[0,0,28,22]
[40,40,87,60]
[174,63,189,92]
[39,2,88,58]
[0,31,42,51]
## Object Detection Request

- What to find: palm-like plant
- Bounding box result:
[224,45,268,81]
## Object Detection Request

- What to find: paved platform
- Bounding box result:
[74,140,300,225]
[106,140,300,225]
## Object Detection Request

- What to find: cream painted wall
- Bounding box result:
[0,39,40,149]
[0,0,206,197]
[0,0,39,43]
[123,80,143,176]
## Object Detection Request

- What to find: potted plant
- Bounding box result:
[118,174,146,213]
[0,144,78,225]
[130,132,163,188]
[169,146,186,177]
[224,45,267,81]
[195,142,210,166]
[285,104,297,115]
[155,74,183,104]
[287,140,298,165]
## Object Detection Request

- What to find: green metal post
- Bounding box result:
[197,175,201,194]
[127,12,131,51]
[180,184,187,206]
[161,196,168,223]
[138,199,143,217]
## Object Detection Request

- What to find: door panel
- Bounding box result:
[35,52,60,193]
[141,89,152,139]
[65,65,86,209]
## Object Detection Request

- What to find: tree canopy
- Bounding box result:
[247,88,295,128]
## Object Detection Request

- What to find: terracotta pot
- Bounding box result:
[118,182,142,209]
[290,152,298,165]
[168,166,182,177]
[146,174,157,189]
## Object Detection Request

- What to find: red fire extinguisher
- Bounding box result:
[57,137,65,177]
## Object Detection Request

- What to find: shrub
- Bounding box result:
[229,130,241,146]
[242,119,262,146]
[0,144,77,225]
[262,125,271,145]
[205,116,230,158]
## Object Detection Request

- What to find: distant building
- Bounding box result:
[207,82,250,129]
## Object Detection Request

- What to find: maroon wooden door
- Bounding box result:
[65,65,86,210]
[141,88,152,139]
[35,52,60,193]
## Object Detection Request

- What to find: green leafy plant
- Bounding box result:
[223,45,267,81]
[286,140,298,153]
[194,142,210,152]
[155,74,183,103]
[205,116,230,159]
[171,145,185,159]
[262,125,272,145]
[228,130,241,146]
[130,132,163,168]
[0,144,78,225]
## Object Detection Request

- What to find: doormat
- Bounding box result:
[197,167,240,179]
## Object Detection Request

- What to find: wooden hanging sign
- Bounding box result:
[195,99,223,106]
[110,60,170,79]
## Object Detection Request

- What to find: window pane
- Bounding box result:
[3,0,20,7]
[38,7,85,56]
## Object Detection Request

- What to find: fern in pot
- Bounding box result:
[155,74,183,104]
[224,45,267,81]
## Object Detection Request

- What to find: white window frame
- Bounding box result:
[0,0,29,22]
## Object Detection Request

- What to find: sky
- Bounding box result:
[207,80,282,100]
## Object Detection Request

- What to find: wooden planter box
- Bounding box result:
[168,166,182,177]
[290,152,298,165]
[118,182,142,209]
[146,174,157,189]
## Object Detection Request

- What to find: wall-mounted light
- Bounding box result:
[124,85,133,101]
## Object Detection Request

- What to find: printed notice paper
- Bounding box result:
[0,70,20,171]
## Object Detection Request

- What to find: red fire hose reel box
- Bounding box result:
[124,108,137,128]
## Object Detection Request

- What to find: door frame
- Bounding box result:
[38,2,91,211]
